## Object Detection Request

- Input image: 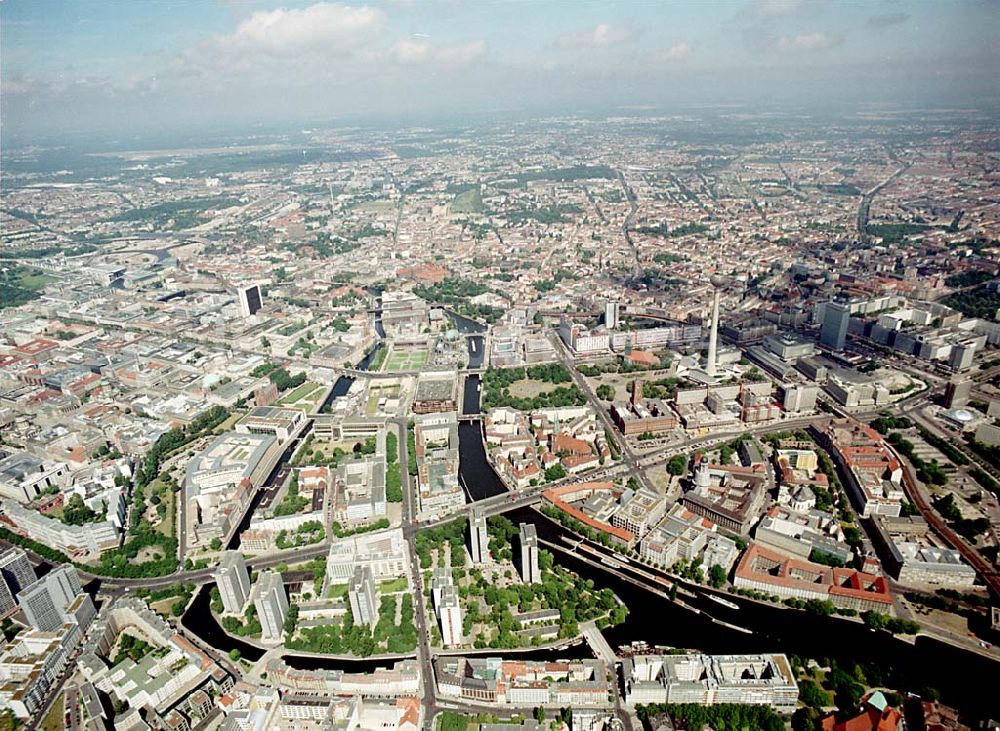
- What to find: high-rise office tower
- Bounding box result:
[949,343,977,372]
[214,551,251,615]
[604,301,619,330]
[64,592,97,629]
[518,523,540,584]
[944,376,973,409]
[0,580,14,618]
[0,547,36,596]
[0,548,35,617]
[348,566,377,628]
[819,300,851,351]
[251,570,288,641]
[17,565,82,631]
[237,283,263,318]
[469,510,489,565]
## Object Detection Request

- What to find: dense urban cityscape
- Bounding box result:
[2,2,1000,731]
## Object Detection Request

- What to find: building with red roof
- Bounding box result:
[734,542,893,611]
[821,691,903,731]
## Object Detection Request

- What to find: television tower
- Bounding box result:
[706,274,728,377]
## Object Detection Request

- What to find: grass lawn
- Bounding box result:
[0,266,57,310]
[380,577,408,593]
[508,379,558,398]
[149,596,184,617]
[219,412,243,431]
[449,187,483,214]
[38,693,63,731]
[436,711,476,731]
[382,348,429,372]
[328,583,349,599]
[15,269,57,290]
[153,480,176,537]
[276,381,325,410]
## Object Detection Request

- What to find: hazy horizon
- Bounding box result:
[3,0,999,148]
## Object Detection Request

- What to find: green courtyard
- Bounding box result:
[382,346,429,372]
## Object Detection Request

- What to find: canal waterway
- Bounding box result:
[355,343,383,371]
[466,335,485,370]
[181,306,1000,719]
[182,584,266,662]
[227,421,311,550]
[461,375,481,417]
[447,311,487,334]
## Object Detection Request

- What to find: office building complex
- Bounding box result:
[623,653,798,711]
[235,406,307,443]
[413,412,464,515]
[519,523,540,584]
[349,566,378,628]
[0,499,123,555]
[868,516,978,589]
[252,570,289,641]
[611,486,668,540]
[818,419,905,518]
[17,565,83,631]
[436,657,608,706]
[325,528,409,584]
[334,452,388,527]
[431,570,463,647]
[185,431,278,548]
[214,551,251,615]
[734,543,893,612]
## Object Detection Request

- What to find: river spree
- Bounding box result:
[453,416,999,718]
[181,354,999,719]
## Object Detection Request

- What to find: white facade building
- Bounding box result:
[215,551,252,615]
[252,570,289,641]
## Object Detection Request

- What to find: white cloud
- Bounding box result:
[653,42,692,63]
[390,38,485,65]
[557,23,632,50]
[161,2,393,90]
[776,32,843,52]
[217,3,386,55]
[391,38,433,64]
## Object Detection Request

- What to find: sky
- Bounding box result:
[2,0,998,145]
